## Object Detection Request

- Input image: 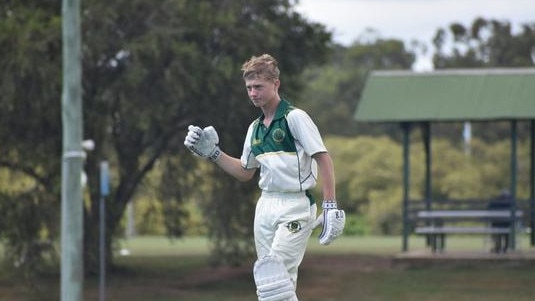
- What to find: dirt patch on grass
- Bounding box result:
[302,254,392,272]
[184,253,392,285]
[180,254,393,300]
[1,254,395,301]
[181,263,253,286]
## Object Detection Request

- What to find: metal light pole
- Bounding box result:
[61,0,83,300]
[99,161,110,301]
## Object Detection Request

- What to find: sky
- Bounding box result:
[295,0,535,71]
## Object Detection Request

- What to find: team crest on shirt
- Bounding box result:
[286,221,302,233]
[272,128,285,143]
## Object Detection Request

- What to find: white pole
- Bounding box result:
[463,121,472,155]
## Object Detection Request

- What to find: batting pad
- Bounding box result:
[254,255,298,301]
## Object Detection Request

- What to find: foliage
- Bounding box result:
[300,38,415,137]
[0,0,332,273]
[0,188,58,284]
[433,17,535,68]
[325,136,404,213]
[326,134,531,235]
[123,157,209,237]
[342,214,370,236]
[0,1,63,279]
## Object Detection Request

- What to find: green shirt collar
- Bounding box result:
[258,98,292,123]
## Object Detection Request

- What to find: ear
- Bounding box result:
[273,79,280,90]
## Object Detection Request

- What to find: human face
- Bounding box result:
[244,77,279,108]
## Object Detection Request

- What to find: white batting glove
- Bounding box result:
[313,200,346,245]
[184,125,222,162]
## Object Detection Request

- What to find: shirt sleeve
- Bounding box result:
[240,121,260,169]
[286,109,327,156]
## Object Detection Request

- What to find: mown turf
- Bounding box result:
[1,235,535,301]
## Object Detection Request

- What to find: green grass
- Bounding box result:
[2,235,535,301]
[117,234,533,256]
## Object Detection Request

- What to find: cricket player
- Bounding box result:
[184,54,345,301]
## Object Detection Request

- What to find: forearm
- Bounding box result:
[214,151,256,182]
[313,152,336,200]
[184,125,255,182]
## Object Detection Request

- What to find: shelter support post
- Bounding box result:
[422,122,432,207]
[402,122,412,252]
[531,120,535,246]
[510,120,517,250]
[421,122,432,248]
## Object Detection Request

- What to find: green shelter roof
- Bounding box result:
[354,68,535,122]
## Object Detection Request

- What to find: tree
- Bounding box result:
[431,18,535,143]
[433,18,535,68]
[300,34,416,137]
[0,0,332,274]
[0,0,63,278]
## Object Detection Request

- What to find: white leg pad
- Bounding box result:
[254,255,298,301]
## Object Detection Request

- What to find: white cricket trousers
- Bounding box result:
[254,191,317,284]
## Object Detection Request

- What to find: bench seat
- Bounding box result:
[415,226,511,235]
[412,208,525,252]
[416,210,523,220]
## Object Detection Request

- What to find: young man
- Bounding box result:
[184,54,344,301]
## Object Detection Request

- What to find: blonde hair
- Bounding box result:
[241,54,280,81]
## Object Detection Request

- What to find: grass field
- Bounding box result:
[1,235,535,301]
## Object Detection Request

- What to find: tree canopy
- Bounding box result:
[433,17,535,68]
[300,37,415,137]
[0,0,331,273]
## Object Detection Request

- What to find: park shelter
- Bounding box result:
[354,68,535,252]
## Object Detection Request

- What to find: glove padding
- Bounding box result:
[313,201,346,245]
[184,125,221,161]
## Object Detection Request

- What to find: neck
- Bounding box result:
[261,97,281,125]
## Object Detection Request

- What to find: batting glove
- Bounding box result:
[313,200,346,245]
[184,125,222,162]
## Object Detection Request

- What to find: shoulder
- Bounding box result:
[244,119,260,139]
[247,117,261,130]
[286,108,316,130]
[286,107,312,121]
[286,107,321,140]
